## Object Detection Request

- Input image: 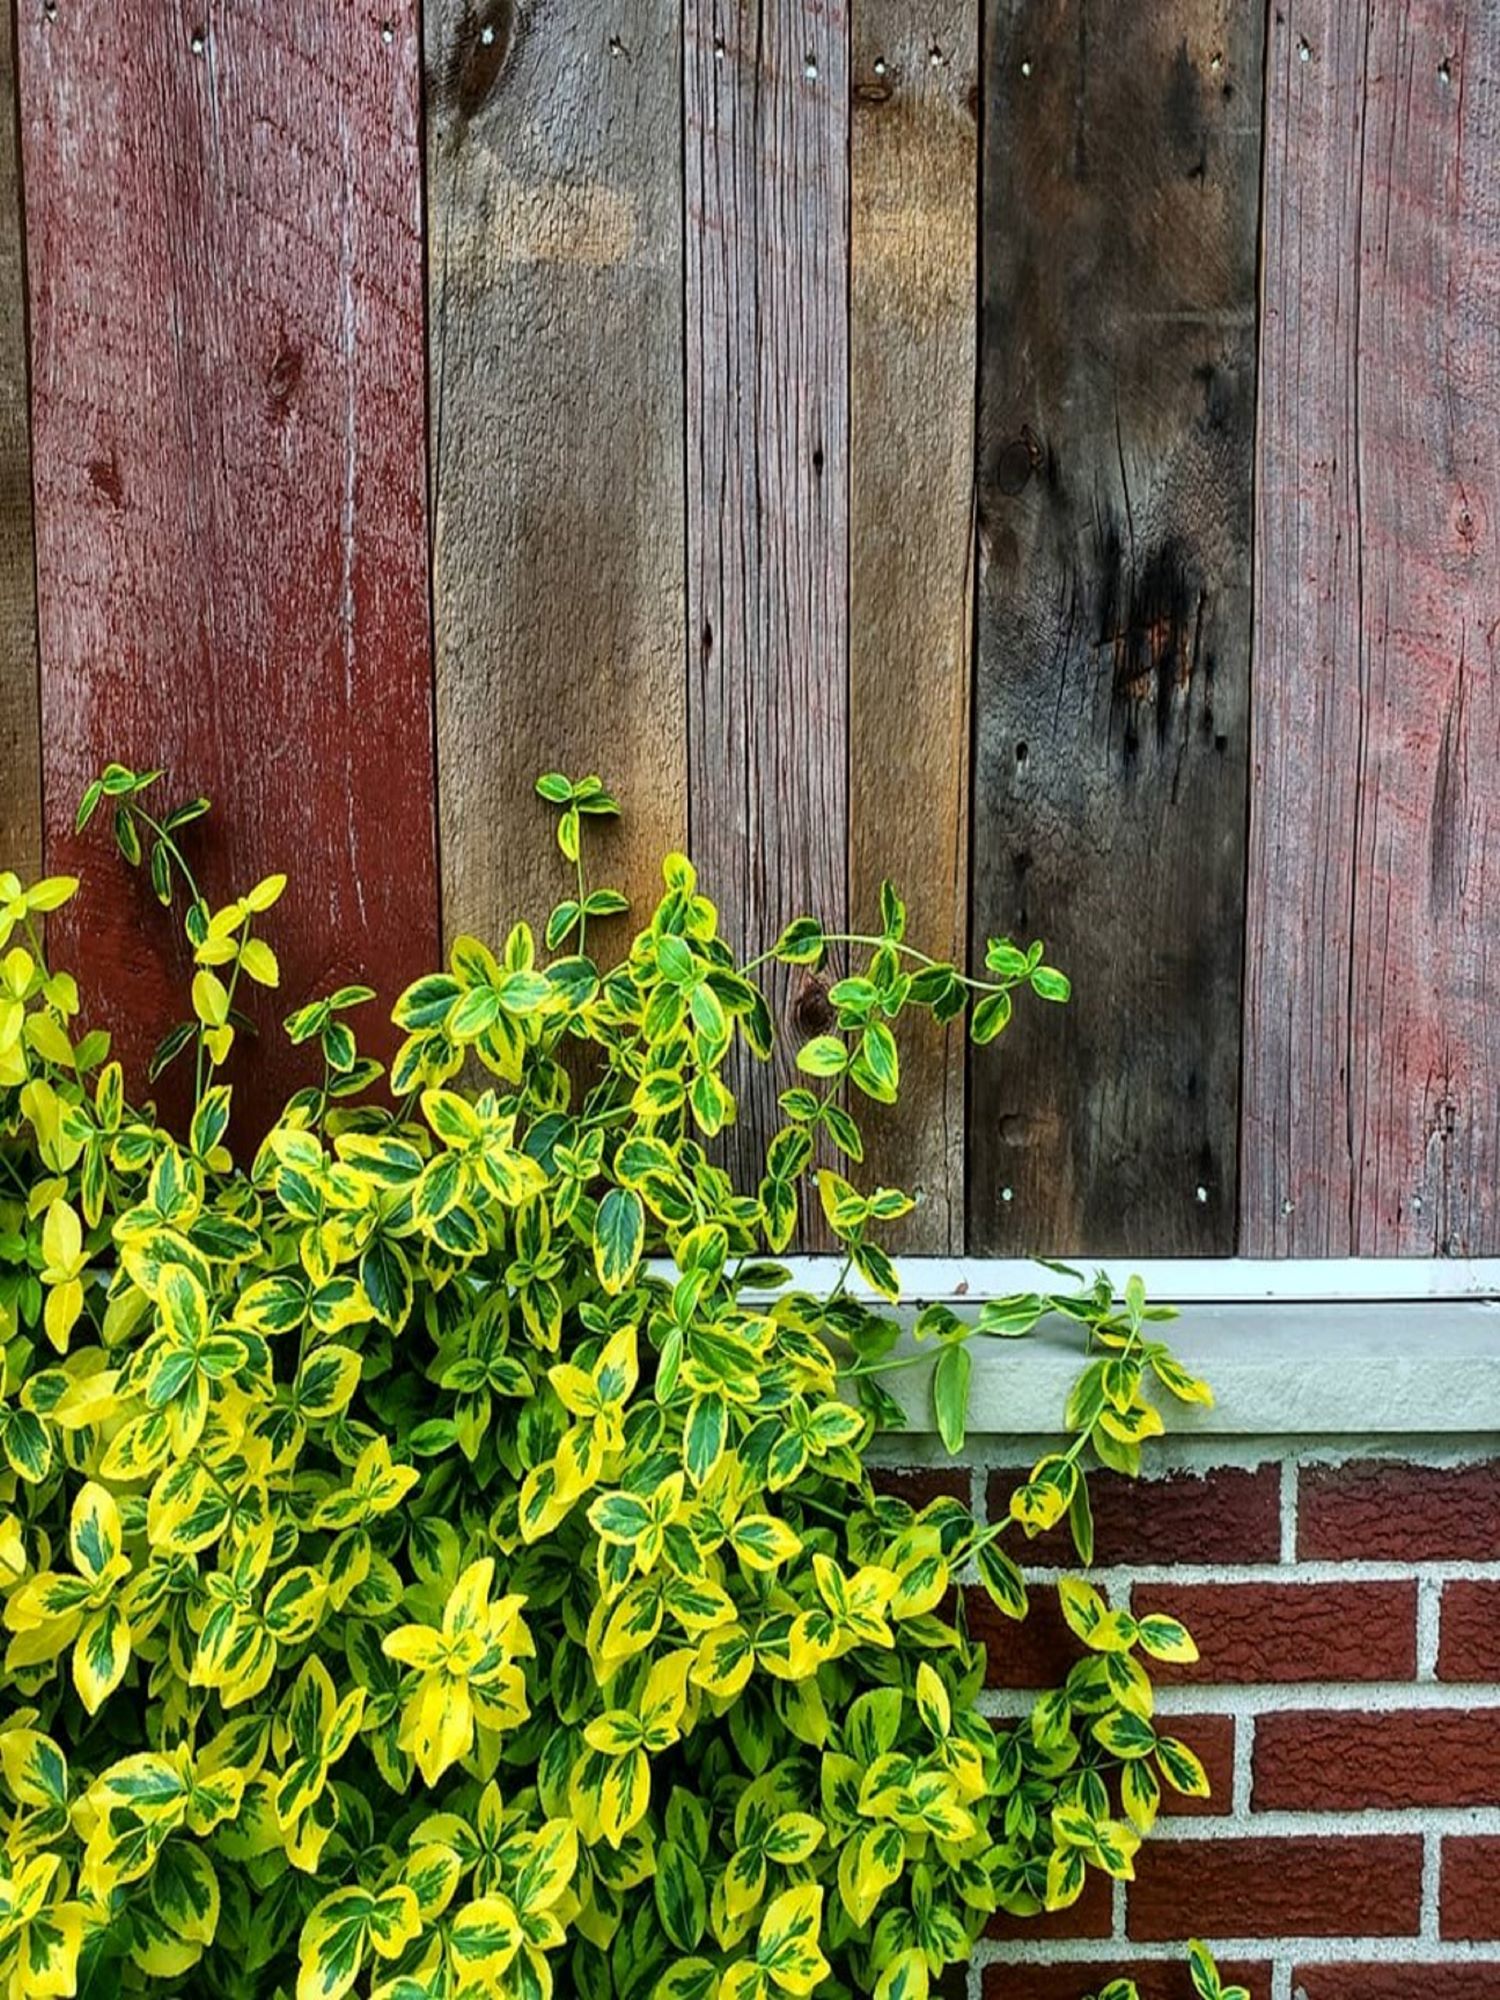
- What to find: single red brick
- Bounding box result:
[986,1863,1113,1941]
[1127,1836,1423,1940]
[1158,1712,1234,1817]
[1439,1580,1500,1682]
[1130,1581,1416,1683]
[1299,1460,1500,1562]
[1442,1836,1500,1940]
[986,1464,1283,1566]
[869,1464,973,1510]
[968,1583,1090,1689]
[1255,1708,1500,1809]
[1294,1969,1500,2000]
[984,1961,1270,2000]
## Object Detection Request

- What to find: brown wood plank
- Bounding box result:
[1242,0,1500,1255]
[685,0,851,1202]
[968,0,1263,1256]
[425,1,686,954]
[0,5,39,883]
[19,2,437,1132]
[849,0,977,1252]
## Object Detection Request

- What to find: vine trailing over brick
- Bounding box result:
[0,766,1243,2000]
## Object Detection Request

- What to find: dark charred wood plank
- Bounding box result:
[18,2,438,1132]
[425,0,686,948]
[968,0,1262,1255]
[850,0,977,1251]
[1242,0,1500,1254]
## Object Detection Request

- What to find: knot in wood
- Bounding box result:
[993,428,1042,496]
[792,976,837,1038]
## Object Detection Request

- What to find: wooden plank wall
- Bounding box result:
[2,0,1497,1257]
[1241,0,1500,1255]
[17,1,438,1130]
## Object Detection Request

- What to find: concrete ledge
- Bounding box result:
[871,1301,1500,1438]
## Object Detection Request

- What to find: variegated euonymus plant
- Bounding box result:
[0,765,1227,2000]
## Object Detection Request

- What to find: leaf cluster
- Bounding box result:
[0,769,1216,2000]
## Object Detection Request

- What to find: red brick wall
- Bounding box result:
[877,1452,1500,1997]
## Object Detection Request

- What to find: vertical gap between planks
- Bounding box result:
[963,0,990,1255]
[1233,0,1278,1259]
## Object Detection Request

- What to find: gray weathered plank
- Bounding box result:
[0,4,39,883]
[1242,0,1500,1255]
[849,0,977,1252]
[426,0,686,950]
[968,0,1263,1255]
[685,0,850,1204]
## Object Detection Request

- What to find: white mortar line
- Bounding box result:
[1119,1809,1500,1840]
[1272,1966,1293,2000]
[1111,1875,1127,1940]
[1416,1577,1443,1681]
[977,1939,1500,1967]
[980,1680,1500,1719]
[1015,1558,1500,1586]
[884,1436,1500,1475]
[1234,1711,1255,1816]
[1280,1458,1299,1563]
[1420,1831,1441,1942]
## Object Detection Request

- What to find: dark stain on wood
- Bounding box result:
[968,0,1263,1255]
[443,0,517,119]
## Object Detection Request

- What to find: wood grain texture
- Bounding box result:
[968,0,1263,1255]
[19,1,437,1132]
[426,0,686,951]
[849,0,976,1252]
[1242,0,1500,1255]
[0,3,39,883]
[686,0,850,1202]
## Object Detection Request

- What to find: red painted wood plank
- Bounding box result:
[1242,0,1500,1253]
[18,2,437,1133]
[684,0,850,1211]
[0,0,39,884]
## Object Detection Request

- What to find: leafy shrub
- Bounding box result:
[0,766,1216,2000]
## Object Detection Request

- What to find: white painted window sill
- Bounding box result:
[868,1301,1500,1438]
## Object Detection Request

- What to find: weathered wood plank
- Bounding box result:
[1242,0,1500,1255]
[18,3,438,1131]
[0,6,39,883]
[849,0,976,1251]
[685,0,850,1203]
[425,0,686,951]
[968,0,1263,1255]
